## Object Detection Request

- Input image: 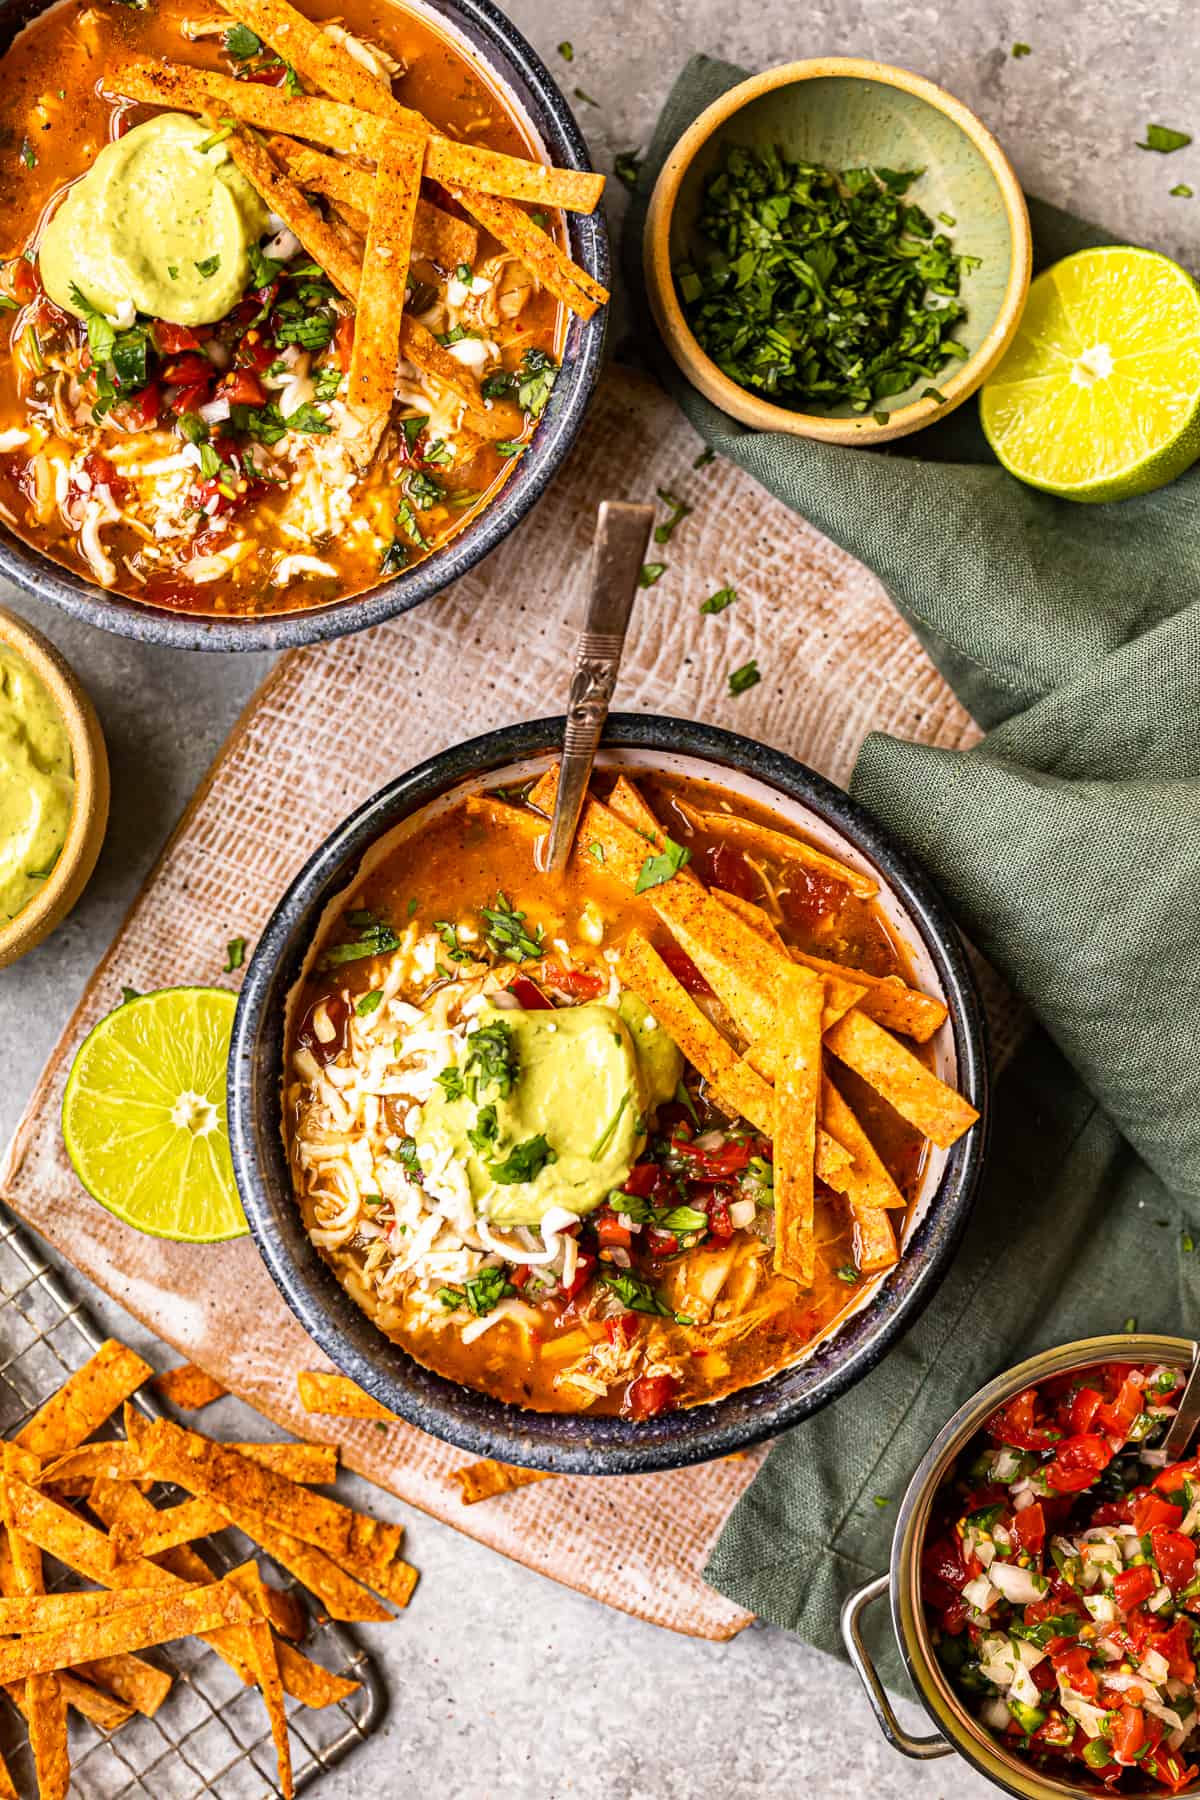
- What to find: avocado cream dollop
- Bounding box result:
[0,645,74,924]
[40,113,269,328]
[415,995,683,1229]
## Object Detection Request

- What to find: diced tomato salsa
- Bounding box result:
[925,1360,1199,1792]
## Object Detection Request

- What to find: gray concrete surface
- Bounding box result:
[1,0,1194,1791]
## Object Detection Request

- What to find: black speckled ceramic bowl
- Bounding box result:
[229,716,989,1473]
[0,0,607,653]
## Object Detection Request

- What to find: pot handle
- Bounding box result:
[840,1573,952,1760]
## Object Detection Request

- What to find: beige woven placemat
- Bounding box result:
[0,366,978,1640]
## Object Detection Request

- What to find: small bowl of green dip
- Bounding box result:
[644,57,1032,444]
[0,608,109,967]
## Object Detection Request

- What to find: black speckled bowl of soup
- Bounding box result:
[0,0,607,650]
[228,716,989,1473]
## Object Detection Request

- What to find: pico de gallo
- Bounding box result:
[924,1359,1200,1792]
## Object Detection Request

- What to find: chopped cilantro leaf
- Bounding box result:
[654,487,691,544]
[224,21,262,57]
[480,891,542,962]
[638,562,666,588]
[355,989,384,1017]
[728,659,761,696]
[700,585,736,616]
[634,837,691,894]
[224,936,246,972]
[487,1134,557,1184]
[1138,125,1192,153]
[557,39,574,60]
[1011,40,1031,56]
[194,254,221,278]
[836,1264,860,1284]
[614,149,643,190]
[1172,183,1194,197]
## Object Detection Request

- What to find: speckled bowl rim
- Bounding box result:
[0,605,109,967]
[229,716,990,1474]
[643,56,1032,445]
[0,0,609,653]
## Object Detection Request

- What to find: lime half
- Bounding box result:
[981,246,1200,502]
[62,986,247,1242]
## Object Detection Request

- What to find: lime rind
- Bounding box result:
[981,245,1200,502]
[62,985,248,1244]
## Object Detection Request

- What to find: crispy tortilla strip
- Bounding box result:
[0,1588,169,1631]
[607,775,699,883]
[463,793,546,841]
[853,1202,900,1274]
[451,1460,554,1504]
[89,1481,360,1707]
[2,1453,70,1800]
[297,1372,397,1421]
[771,967,825,1286]
[16,1340,152,1458]
[226,125,363,302]
[712,885,786,950]
[132,1415,408,1594]
[0,1578,248,1682]
[271,140,479,264]
[258,1582,306,1644]
[823,1010,979,1148]
[617,933,848,1181]
[112,60,604,209]
[122,1413,400,1620]
[347,126,425,464]
[213,0,395,115]
[690,809,878,900]
[793,947,948,1042]
[152,1363,228,1411]
[451,186,607,318]
[41,1437,337,1490]
[819,1073,906,1210]
[69,1654,172,1720]
[231,1567,294,1800]
[399,317,524,440]
[108,1493,227,1565]
[6,1671,135,1736]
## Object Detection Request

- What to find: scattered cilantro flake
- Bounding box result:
[872,410,889,426]
[654,487,691,544]
[480,892,542,962]
[589,1092,631,1161]
[1183,1232,1195,1252]
[634,837,691,894]
[614,149,643,190]
[325,913,400,966]
[1123,1316,1138,1333]
[873,1495,891,1508]
[380,540,409,575]
[1138,125,1192,153]
[355,989,384,1017]
[19,139,36,170]
[464,1019,518,1101]
[921,385,947,405]
[391,1137,422,1175]
[1172,183,1194,198]
[197,121,235,153]
[573,86,599,107]
[836,1264,860,1284]
[224,21,262,57]
[589,842,605,865]
[557,39,574,60]
[700,585,736,616]
[937,211,957,227]
[517,347,557,418]
[224,936,246,972]
[194,254,221,278]
[395,497,429,550]
[120,985,141,1005]
[433,919,473,962]
[728,658,761,697]
[693,445,715,468]
[675,146,975,413]
[1011,40,1031,56]
[487,1134,557,1184]
[638,562,666,588]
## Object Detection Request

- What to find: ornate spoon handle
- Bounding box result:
[544,501,654,873]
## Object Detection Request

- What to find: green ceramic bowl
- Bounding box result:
[644,58,1032,444]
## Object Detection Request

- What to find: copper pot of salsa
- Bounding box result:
[844,1334,1200,1799]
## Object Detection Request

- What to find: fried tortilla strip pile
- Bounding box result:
[208,0,607,314]
[772,967,825,1285]
[297,1370,398,1420]
[0,1337,408,1795]
[268,139,479,266]
[451,1460,554,1504]
[530,763,978,1284]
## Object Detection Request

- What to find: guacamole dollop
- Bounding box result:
[40,113,269,328]
[0,645,74,924]
[415,996,683,1229]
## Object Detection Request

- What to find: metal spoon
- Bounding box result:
[1161,1341,1200,1463]
[544,500,654,873]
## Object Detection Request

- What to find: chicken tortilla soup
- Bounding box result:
[284,766,980,1418]
[0,0,606,615]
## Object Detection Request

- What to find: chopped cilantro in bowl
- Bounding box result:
[673,143,978,416]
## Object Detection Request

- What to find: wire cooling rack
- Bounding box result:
[0,1206,385,1798]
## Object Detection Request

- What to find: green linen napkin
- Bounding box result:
[625,56,1200,1661]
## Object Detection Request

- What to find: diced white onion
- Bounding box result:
[728,1199,756,1230]
[198,397,231,424]
[989,1563,1046,1605]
